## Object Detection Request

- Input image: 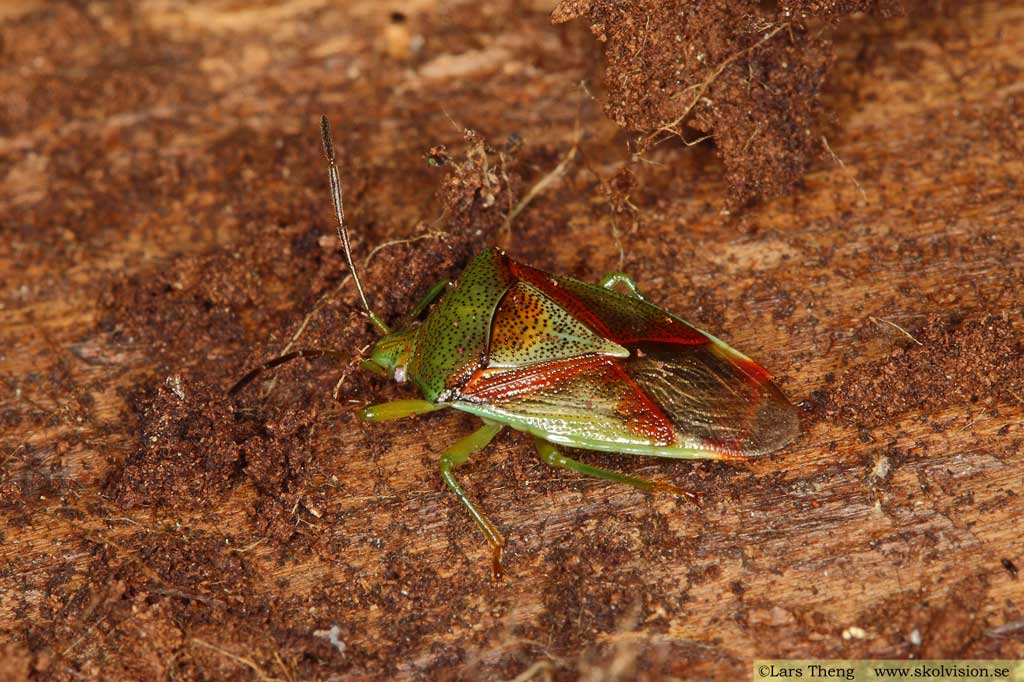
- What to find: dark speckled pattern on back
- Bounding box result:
[408,248,514,401]
[488,282,627,367]
[509,261,710,347]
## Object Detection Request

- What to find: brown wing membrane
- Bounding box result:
[627,341,799,457]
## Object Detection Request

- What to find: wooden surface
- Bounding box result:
[1,2,1022,680]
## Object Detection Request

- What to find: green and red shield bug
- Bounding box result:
[231,116,800,579]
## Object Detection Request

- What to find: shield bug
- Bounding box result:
[231,116,800,578]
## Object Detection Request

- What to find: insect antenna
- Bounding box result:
[228,349,349,396]
[228,119,390,399]
[320,115,390,334]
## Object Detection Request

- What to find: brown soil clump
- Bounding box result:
[553,0,902,205]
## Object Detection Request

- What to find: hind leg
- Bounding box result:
[533,437,701,505]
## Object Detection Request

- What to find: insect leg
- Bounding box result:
[439,423,505,579]
[533,437,702,505]
[228,349,347,396]
[395,278,449,329]
[360,399,445,421]
[598,272,646,300]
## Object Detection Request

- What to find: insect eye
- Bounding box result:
[394,366,407,383]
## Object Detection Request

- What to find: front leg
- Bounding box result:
[400,278,450,325]
[360,399,445,421]
[361,404,505,576]
[439,423,505,579]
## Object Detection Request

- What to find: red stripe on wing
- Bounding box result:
[459,354,675,445]
[459,354,610,402]
[603,360,675,445]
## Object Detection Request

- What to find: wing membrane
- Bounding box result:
[628,341,799,456]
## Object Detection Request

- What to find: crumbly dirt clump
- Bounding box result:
[552,0,902,205]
